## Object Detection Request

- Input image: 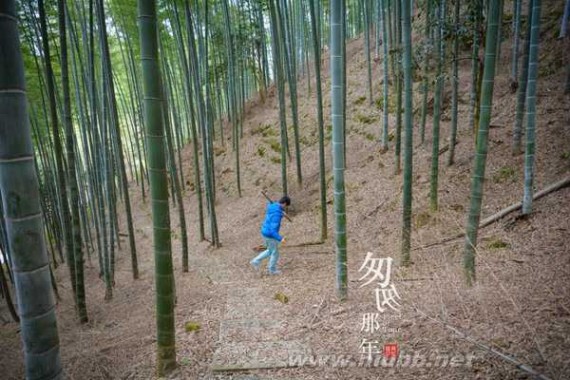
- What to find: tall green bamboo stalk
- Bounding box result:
[278,0,302,186]
[268,0,289,195]
[448,0,460,166]
[463,0,502,286]
[510,0,522,91]
[401,0,414,266]
[0,1,63,377]
[39,0,77,304]
[309,0,328,242]
[172,0,205,241]
[419,0,432,145]
[98,0,139,280]
[561,0,570,38]
[221,0,242,197]
[468,0,482,132]
[495,0,505,72]
[393,0,403,174]
[59,0,88,322]
[380,0,390,151]
[512,0,534,155]
[187,0,219,246]
[138,0,177,374]
[522,0,542,215]
[161,53,190,271]
[430,0,445,211]
[362,0,374,104]
[331,0,348,300]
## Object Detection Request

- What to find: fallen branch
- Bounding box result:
[413,232,464,251]
[362,200,386,220]
[414,176,570,251]
[438,140,461,156]
[414,307,552,380]
[309,298,326,326]
[285,240,325,248]
[295,250,331,255]
[479,176,570,229]
[331,307,347,316]
[438,144,450,156]
[394,277,434,282]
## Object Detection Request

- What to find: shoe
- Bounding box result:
[268,270,282,275]
[250,261,260,271]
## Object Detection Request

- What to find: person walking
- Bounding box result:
[250,195,291,275]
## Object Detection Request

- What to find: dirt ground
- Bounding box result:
[2,2,570,379]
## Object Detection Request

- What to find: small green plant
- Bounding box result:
[493,167,516,183]
[353,96,367,105]
[325,124,333,141]
[502,12,513,23]
[490,337,510,349]
[386,197,399,212]
[374,93,398,113]
[252,123,278,137]
[213,146,226,156]
[375,96,383,109]
[274,292,289,304]
[414,211,431,229]
[487,238,509,249]
[356,113,377,124]
[449,204,464,212]
[364,132,376,141]
[262,126,278,137]
[257,146,266,157]
[267,139,281,153]
[560,151,570,160]
[299,135,316,146]
[185,321,201,333]
[270,156,281,164]
[538,62,560,78]
[251,124,266,135]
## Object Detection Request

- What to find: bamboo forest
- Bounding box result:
[1,0,570,378]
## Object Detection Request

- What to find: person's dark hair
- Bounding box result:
[279,195,291,206]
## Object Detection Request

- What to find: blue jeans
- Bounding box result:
[251,237,280,273]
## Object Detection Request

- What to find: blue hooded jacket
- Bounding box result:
[261,202,284,241]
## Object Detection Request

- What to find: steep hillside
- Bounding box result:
[2,2,569,379]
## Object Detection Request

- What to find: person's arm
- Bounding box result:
[268,211,284,241]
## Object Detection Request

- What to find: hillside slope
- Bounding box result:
[2,3,570,379]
